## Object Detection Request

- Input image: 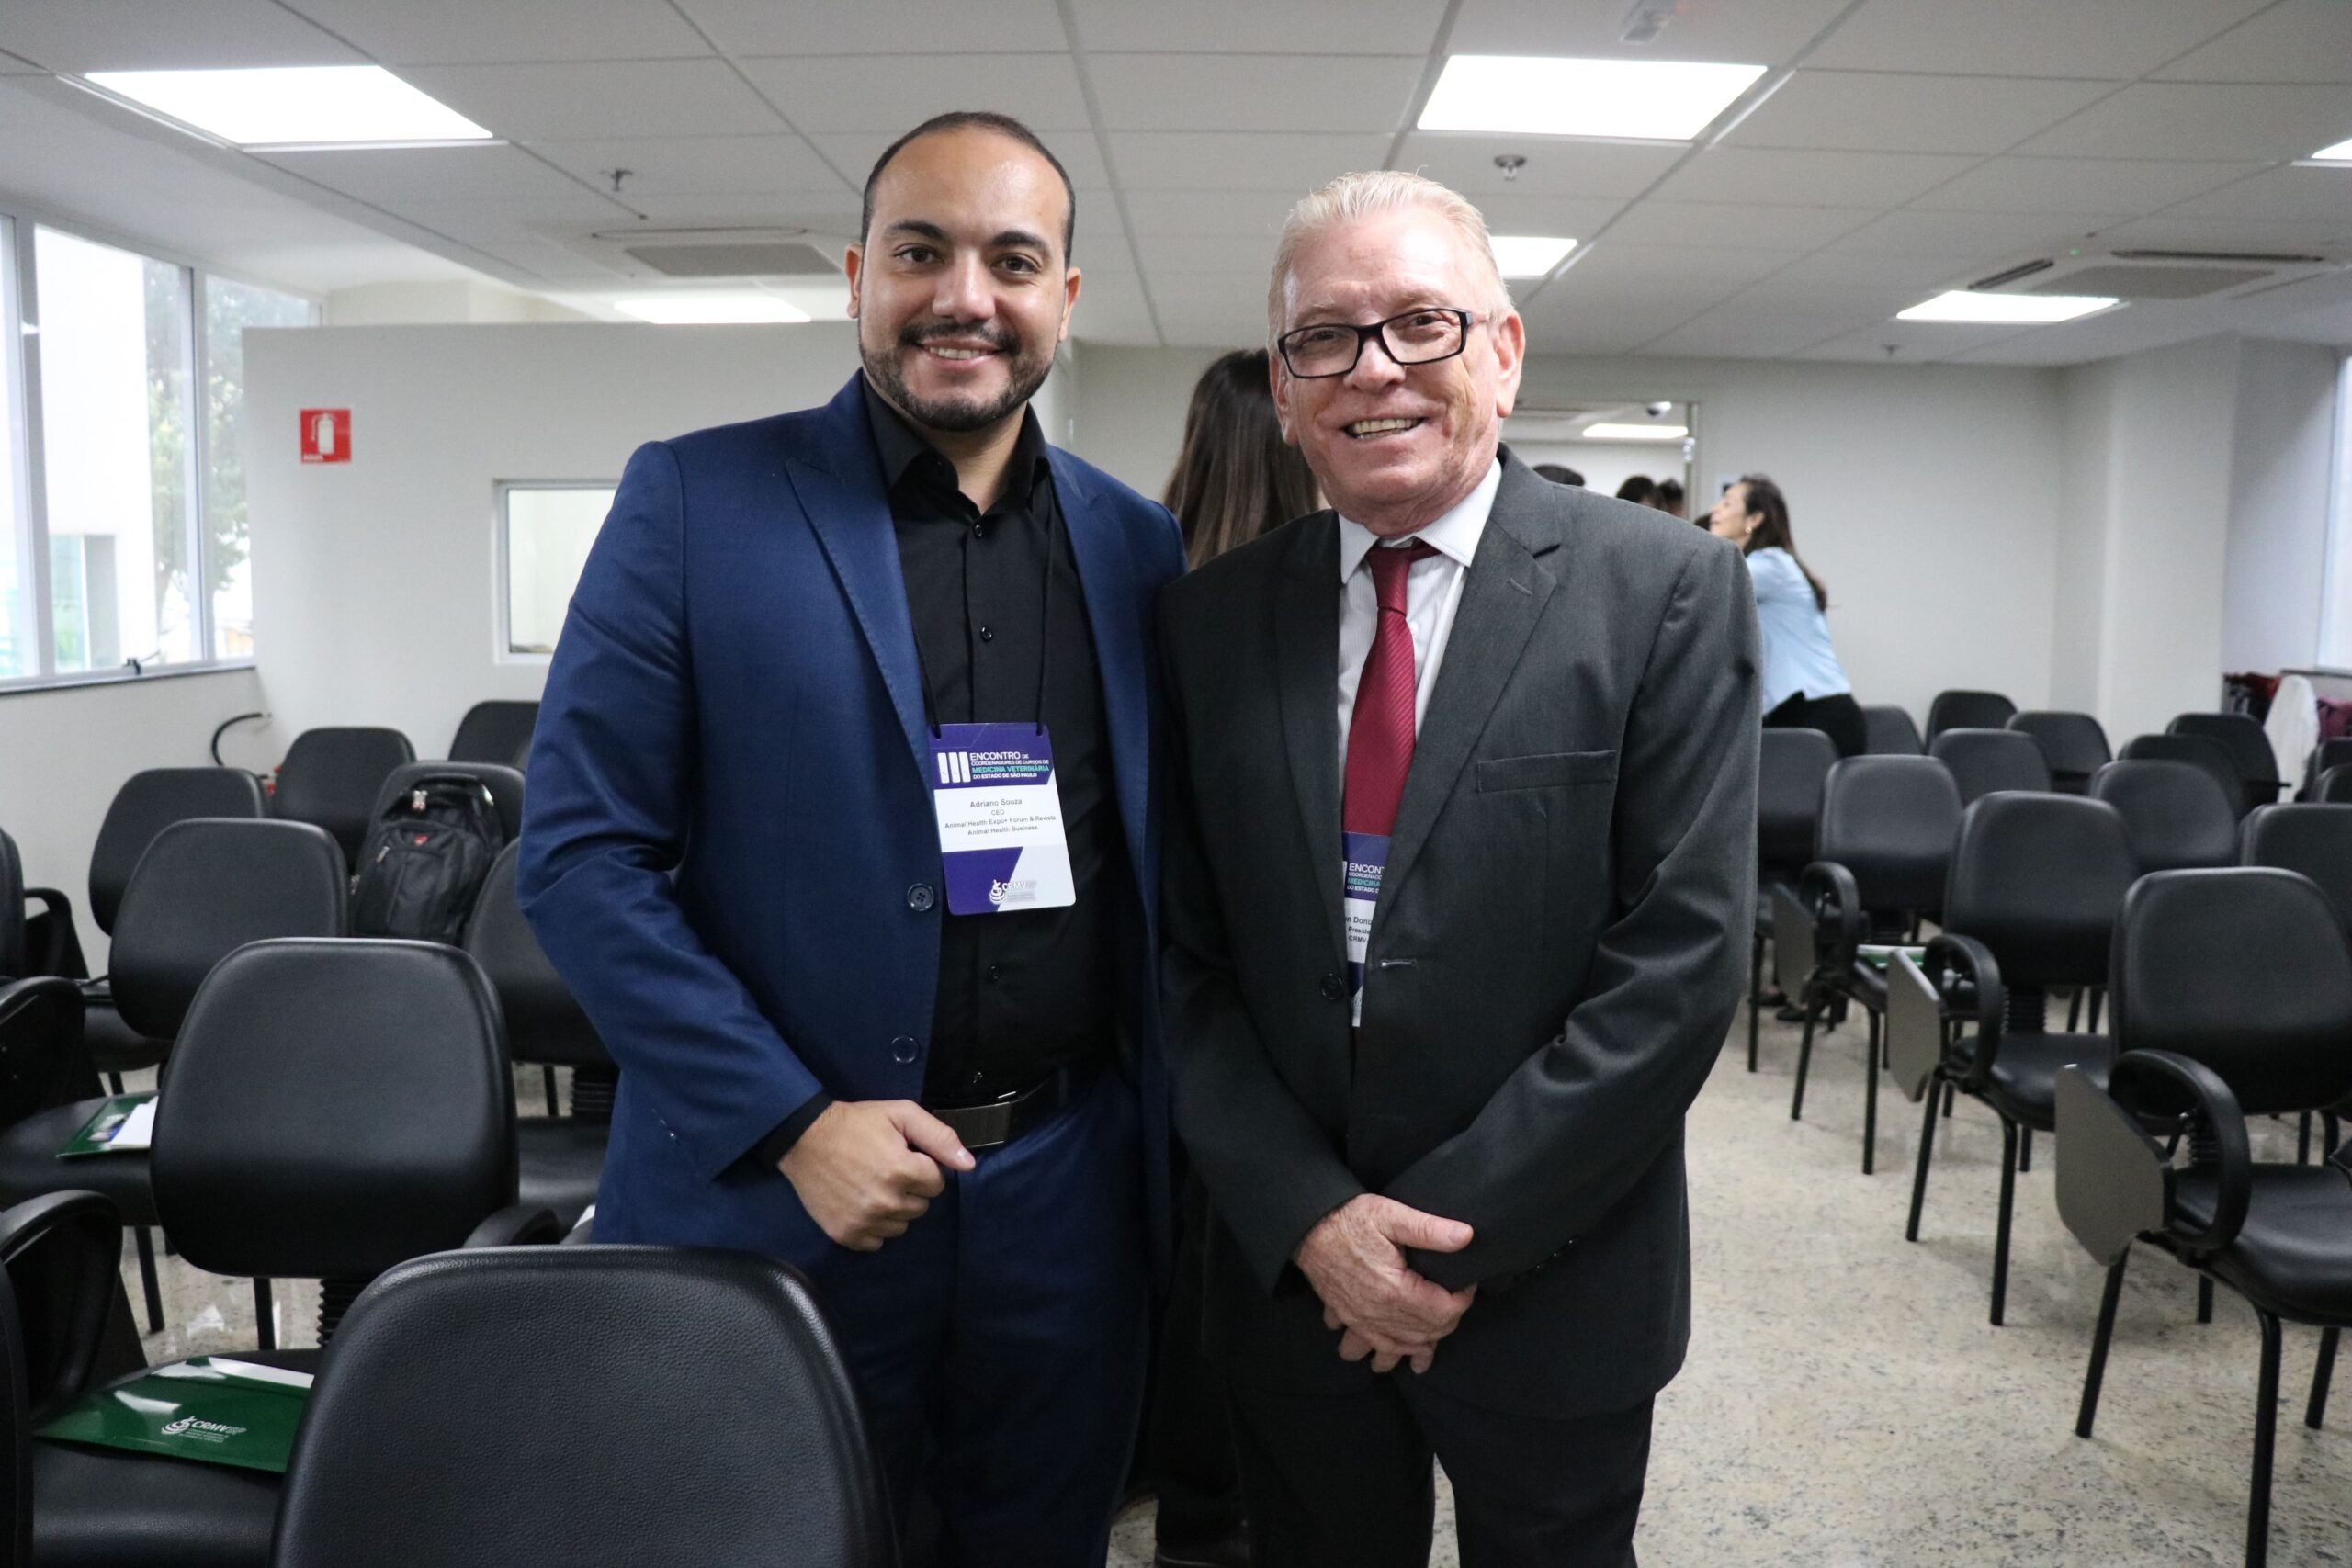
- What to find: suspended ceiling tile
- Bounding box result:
[806,130,1110,193]
[1649,146,1979,208]
[1724,71,2116,156]
[0,0,361,71]
[280,0,713,64]
[1641,305,1882,360]
[527,133,849,196]
[2154,0,2352,85]
[401,59,785,140]
[1152,283,1273,349]
[1550,243,1806,291]
[1830,209,2127,262]
[1132,231,1283,275]
[252,143,608,209]
[1104,131,1390,192]
[1086,53,1423,133]
[1790,320,2029,362]
[605,194,864,230]
[2015,82,2352,163]
[477,239,628,282]
[2089,214,2352,253]
[740,52,1090,133]
[1805,0,2267,79]
[1909,155,2264,216]
[1467,194,1628,243]
[1069,0,1442,53]
[2159,165,2352,224]
[1602,200,1881,252]
[1445,0,1853,65]
[676,0,1069,56]
[1392,134,1688,199]
[1121,187,1302,237]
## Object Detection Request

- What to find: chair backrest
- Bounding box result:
[272,728,416,868]
[0,830,23,979]
[1815,756,1963,916]
[2241,804,2352,938]
[2087,760,2239,874]
[2303,738,2352,799]
[462,844,612,1069]
[1943,794,2136,991]
[107,818,349,1043]
[1757,728,1838,878]
[272,1247,895,1568]
[152,939,515,1283]
[2006,710,2110,787]
[368,761,526,845]
[2119,732,2246,819]
[1925,689,2016,742]
[2167,711,2279,787]
[86,769,266,937]
[2317,763,2352,805]
[2109,867,2352,1115]
[1860,705,1924,756]
[447,702,539,771]
[1928,728,2051,805]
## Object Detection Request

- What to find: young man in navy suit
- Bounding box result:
[520,112,1187,1565]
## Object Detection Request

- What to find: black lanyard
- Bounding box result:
[910,474,1059,740]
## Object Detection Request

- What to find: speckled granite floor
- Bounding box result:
[124,1020,2350,1565]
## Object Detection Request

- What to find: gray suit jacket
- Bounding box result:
[1159,452,1760,1416]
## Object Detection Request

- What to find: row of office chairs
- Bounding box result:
[268,700,538,869]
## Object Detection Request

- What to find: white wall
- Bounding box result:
[243,322,1074,752]
[2222,339,2340,674]
[1071,347,2067,728]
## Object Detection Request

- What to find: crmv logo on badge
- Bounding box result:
[988,878,1037,906]
[162,1416,245,1442]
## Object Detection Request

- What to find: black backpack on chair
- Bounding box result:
[351,773,506,943]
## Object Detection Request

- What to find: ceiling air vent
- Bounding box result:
[1967,246,2348,303]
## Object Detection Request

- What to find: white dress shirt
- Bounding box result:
[1334,458,1503,780]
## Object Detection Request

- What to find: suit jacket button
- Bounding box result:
[890,1035,919,1064]
[907,883,935,912]
[1319,974,1348,1003]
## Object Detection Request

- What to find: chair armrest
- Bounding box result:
[461,1204,560,1248]
[20,890,85,982]
[1924,932,2005,1091]
[0,1191,124,1411]
[2109,1049,2252,1256]
[1799,861,1867,951]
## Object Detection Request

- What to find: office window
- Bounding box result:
[204,276,317,658]
[0,220,31,679]
[2322,354,2352,671]
[501,483,614,656]
[33,226,198,672]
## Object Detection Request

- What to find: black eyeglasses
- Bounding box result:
[1275,307,1483,379]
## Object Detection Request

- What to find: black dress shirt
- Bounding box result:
[750,380,1125,1167]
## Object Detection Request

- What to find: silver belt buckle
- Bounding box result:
[933,1091,1023,1152]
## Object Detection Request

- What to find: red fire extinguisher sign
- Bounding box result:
[300,409,351,464]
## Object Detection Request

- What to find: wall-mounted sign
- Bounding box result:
[300,409,351,464]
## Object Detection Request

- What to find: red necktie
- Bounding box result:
[1342,541,1437,837]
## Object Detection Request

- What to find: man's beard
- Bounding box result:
[861,321,1054,434]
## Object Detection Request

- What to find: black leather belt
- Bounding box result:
[923,1065,1091,1152]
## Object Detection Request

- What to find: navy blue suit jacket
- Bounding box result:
[519,374,1186,1269]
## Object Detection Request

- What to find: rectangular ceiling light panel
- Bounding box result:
[1419,55,1767,141]
[612,294,811,325]
[1583,423,1689,441]
[85,66,492,146]
[2310,136,2352,163]
[1490,235,1577,278]
[1895,290,2117,324]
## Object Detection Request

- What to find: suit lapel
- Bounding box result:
[783,378,931,779]
[1276,514,1347,960]
[1053,457,1153,898]
[1375,462,1560,932]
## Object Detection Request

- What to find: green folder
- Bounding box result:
[55,1093,157,1157]
[38,1358,312,1472]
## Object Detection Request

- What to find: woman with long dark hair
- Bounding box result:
[1164,349,1318,568]
[1709,475,1867,758]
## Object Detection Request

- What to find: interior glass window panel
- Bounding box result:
[33,227,198,672]
[203,276,316,660]
[0,219,32,679]
[503,484,615,656]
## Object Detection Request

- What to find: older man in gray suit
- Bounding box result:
[1158,171,1759,1567]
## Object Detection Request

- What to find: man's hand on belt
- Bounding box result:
[780,1100,977,1251]
[1295,1195,1476,1375]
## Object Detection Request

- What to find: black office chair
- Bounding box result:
[447,701,539,772]
[1928,728,2051,805]
[2120,733,2249,820]
[2058,868,2352,1568]
[1781,756,1962,1172]
[1861,705,1924,756]
[71,769,270,1087]
[2170,712,2286,816]
[1893,793,2134,1325]
[2241,805,2352,937]
[2299,739,2352,800]
[0,819,348,1335]
[270,728,415,870]
[2316,763,2352,805]
[368,761,524,847]
[271,1247,895,1568]
[2090,760,2239,874]
[1925,689,2016,743]
[1749,729,1838,1072]
[3,938,555,1568]
[2007,711,2110,795]
[464,844,610,1231]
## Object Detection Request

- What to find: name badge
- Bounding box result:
[1342,829,1388,1024]
[929,722,1076,916]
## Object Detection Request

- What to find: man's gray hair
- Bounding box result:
[1266,169,1515,340]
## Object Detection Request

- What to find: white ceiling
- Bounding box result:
[0,0,2348,363]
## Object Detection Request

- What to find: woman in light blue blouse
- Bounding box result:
[1709,475,1866,757]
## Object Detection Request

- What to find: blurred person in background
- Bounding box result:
[1709,474,1866,758]
[1166,349,1320,570]
[1531,463,1584,486]
[1654,478,1686,519]
[1613,474,1657,507]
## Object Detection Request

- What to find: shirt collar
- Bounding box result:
[861,373,1051,504]
[1335,457,1502,584]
